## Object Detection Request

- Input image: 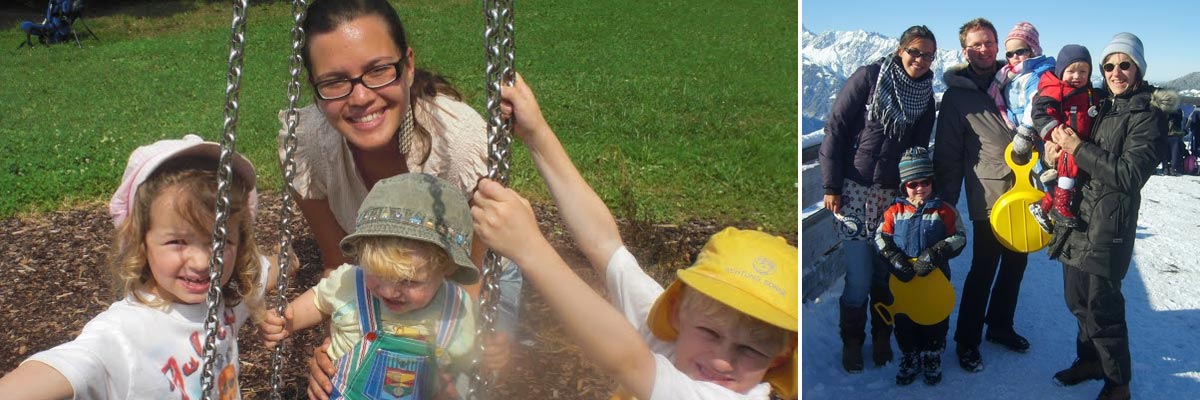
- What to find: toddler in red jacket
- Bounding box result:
[1015,44,1103,232]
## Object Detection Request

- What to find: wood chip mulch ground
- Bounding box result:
[0,192,793,399]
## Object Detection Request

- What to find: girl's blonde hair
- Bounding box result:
[678,285,796,357]
[108,156,263,319]
[343,236,454,282]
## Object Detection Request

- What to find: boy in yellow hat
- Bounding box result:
[470,73,798,399]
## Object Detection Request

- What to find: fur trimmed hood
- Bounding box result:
[942,60,1008,91]
[1151,87,1180,112]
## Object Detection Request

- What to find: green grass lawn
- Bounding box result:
[0,0,797,233]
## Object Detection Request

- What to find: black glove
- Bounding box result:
[914,244,947,276]
[884,250,916,282]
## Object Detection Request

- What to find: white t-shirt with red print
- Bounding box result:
[27,295,248,400]
[25,257,269,400]
[604,246,772,400]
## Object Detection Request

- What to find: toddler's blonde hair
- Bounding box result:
[344,236,455,282]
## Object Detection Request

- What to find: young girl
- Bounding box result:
[875,147,967,386]
[261,173,478,400]
[0,134,272,399]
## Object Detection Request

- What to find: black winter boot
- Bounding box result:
[985,329,1031,353]
[1053,358,1104,386]
[840,305,867,373]
[871,312,894,367]
[895,352,920,386]
[1096,380,1131,400]
[921,351,943,385]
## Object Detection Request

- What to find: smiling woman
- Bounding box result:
[818,24,938,374]
[1041,32,1173,400]
[275,0,524,397]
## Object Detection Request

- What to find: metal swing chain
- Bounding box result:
[468,0,514,398]
[200,1,248,399]
[268,0,308,399]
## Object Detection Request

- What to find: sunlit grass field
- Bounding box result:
[0,0,798,232]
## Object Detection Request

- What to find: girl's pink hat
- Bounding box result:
[1005,22,1042,56]
[108,134,258,227]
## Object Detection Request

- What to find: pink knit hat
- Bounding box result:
[1005,22,1042,56]
[109,134,258,227]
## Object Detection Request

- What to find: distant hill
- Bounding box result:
[801,28,963,134]
[1156,71,1200,98]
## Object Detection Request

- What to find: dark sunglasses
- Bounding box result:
[1005,48,1033,59]
[904,48,936,61]
[1103,61,1133,72]
[904,179,932,189]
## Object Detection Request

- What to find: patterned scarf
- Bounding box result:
[868,56,933,140]
[988,63,1019,130]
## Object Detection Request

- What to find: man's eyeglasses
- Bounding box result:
[904,48,937,61]
[1103,61,1133,73]
[966,40,996,51]
[904,179,932,190]
[1005,48,1033,59]
[313,60,405,100]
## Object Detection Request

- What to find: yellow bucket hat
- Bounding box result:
[646,227,798,398]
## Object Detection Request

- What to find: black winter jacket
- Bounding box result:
[820,58,935,195]
[1049,84,1175,280]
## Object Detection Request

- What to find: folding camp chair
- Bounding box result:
[18,0,97,48]
[62,0,99,45]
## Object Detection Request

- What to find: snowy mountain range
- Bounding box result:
[801,28,963,134]
[802,28,1200,134]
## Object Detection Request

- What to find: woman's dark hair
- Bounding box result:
[898,25,936,50]
[302,0,462,101]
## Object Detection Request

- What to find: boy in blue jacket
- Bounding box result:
[875,147,967,386]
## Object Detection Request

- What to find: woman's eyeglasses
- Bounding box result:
[313,60,405,100]
[904,179,932,190]
[1005,48,1033,59]
[1103,61,1133,73]
[904,48,937,61]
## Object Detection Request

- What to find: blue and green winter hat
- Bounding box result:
[899,147,934,186]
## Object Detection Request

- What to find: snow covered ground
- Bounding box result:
[801,173,1200,399]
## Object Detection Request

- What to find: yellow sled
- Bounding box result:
[989,143,1052,253]
[874,265,955,326]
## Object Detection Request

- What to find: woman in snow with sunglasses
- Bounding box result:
[1042,32,1175,400]
[819,25,937,374]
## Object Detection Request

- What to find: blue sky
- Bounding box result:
[802,0,1199,82]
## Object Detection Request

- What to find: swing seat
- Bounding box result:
[873,266,955,326]
[990,143,1051,253]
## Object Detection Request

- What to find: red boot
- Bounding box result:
[1050,186,1079,228]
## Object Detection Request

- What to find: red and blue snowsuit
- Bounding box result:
[874,197,966,355]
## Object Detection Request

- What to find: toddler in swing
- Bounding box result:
[874,147,966,386]
[260,173,478,400]
[1013,44,1104,232]
[0,134,273,399]
[469,73,798,399]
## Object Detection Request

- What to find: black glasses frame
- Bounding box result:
[313,60,406,100]
[1005,48,1033,59]
[1103,61,1133,73]
[904,47,936,61]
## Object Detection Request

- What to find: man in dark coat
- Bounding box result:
[933,17,1031,374]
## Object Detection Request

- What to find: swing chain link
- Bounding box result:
[200,1,248,399]
[468,0,513,398]
[268,1,308,399]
